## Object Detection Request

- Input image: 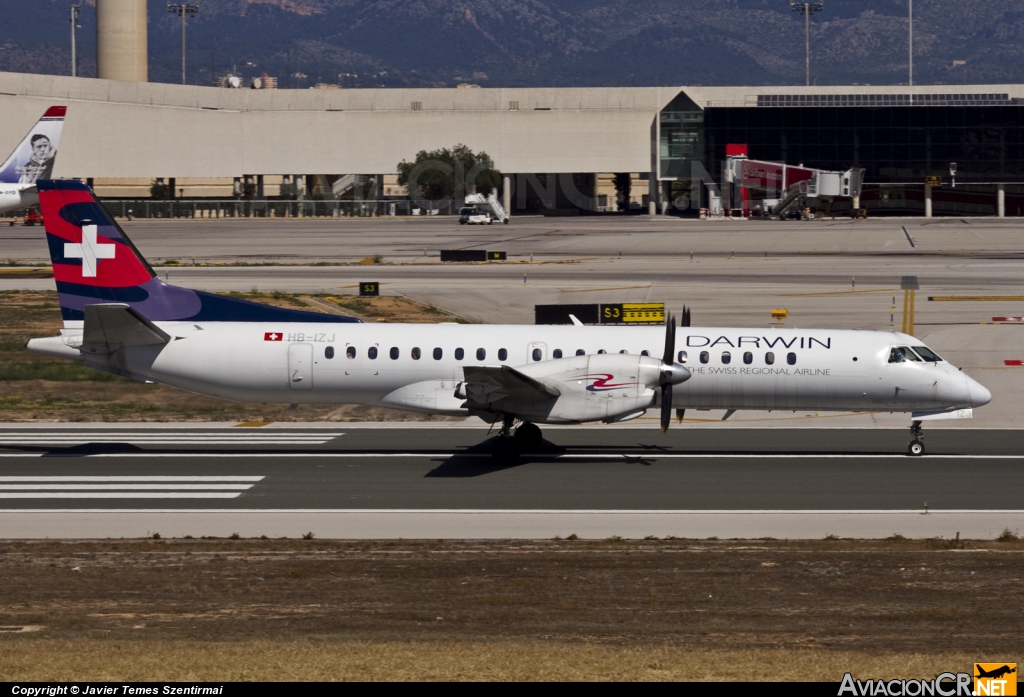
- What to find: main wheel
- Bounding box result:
[513,422,543,452]
[492,437,519,464]
[908,440,925,456]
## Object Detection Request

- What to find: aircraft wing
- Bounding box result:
[461,365,559,406]
[82,303,171,352]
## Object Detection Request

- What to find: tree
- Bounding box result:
[397,144,501,201]
[613,173,631,212]
[149,178,170,200]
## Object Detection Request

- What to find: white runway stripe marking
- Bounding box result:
[0,476,264,482]
[0,484,254,490]
[0,452,1018,460]
[0,493,244,499]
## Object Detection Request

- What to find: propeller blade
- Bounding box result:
[683,306,691,328]
[676,408,685,423]
[662,313,676,366]
[660,384,672,433]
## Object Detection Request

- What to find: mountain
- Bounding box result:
[1,0,1023,89]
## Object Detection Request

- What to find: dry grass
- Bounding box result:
[0,641,986,682]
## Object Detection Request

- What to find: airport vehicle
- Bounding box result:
[0,107,66,215]
[458,206,492,225]
[27,180,990,458]
[463,193,510,223]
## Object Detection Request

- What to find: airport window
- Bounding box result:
[346,346,356,359]
[700,351,709,364]
[765,351,775,365]
[553,349,563,359]
[576,349,585,356]
[433,347,443,360]
[721,351,731,365]
[477,348,486,361]
[411,347,421,360]
[499,348,508,361]
[677,350,687,363]
[390,347,399,360]
[743,351,753,365]
[455,348,464,360]
[532,348,542,361]
[325,346,334,359]
[787,352,797,365]
[912,346,941,362]
[368,346,378,360]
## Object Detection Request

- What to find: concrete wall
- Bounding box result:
[0,73,671,179]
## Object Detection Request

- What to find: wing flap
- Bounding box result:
[462,365,559,406]
[82,303,171,351]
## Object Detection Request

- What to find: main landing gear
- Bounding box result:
[908,420,925,456]
[492,416,543,463]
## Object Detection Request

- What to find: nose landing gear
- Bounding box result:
[908,420,925,456]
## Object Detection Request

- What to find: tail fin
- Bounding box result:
[0,106,66,185]
[37,179,360,327]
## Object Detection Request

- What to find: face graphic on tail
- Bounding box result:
[37,180,361,327]
[0,106,65,185]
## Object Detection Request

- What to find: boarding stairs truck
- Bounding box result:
[463,193,510,224]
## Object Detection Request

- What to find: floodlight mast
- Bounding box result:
[167,3,200,85]
[790,2,824,87]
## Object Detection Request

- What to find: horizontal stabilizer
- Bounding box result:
[462,365,559,406]
[83,303,171,352]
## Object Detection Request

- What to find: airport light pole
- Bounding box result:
[167,3,200,85]
[790,1,824,87]
[69,4,80,78]
[908,0,913,88]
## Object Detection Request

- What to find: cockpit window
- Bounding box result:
[889,346,922,363]
[912,346,942,362]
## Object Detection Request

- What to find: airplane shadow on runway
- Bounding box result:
[424,438,662,477]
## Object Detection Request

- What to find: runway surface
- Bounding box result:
[0,425,1021,539]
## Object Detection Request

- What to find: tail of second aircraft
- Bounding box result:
[0,106,65,185]
[37,179,360,327]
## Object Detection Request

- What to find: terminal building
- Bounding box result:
[1,69,1023,218]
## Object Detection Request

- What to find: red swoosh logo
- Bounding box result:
[583,373,636,392]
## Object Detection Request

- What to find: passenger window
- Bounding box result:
[346,346,356,359]
[677,350,687,363]
[532,348,542,361]
[455,348,464,360]
[368,346,378,360]
[390,347,399,360]
[721,351,731,364]
[700,351,709,364]
[598,349,607,354]
[743,351,752,365]
[411,347,421,360]
[433,347,442,360]
[619,349,627,354]
[641,350,649,357]
[787,352,797,365]
[576,349,585,356]
[913,346,942,362]
[498,348,508,361]
[325,346,335,359]
[476,348,486,360]
[553,349,563,359]
[765,351,774,365]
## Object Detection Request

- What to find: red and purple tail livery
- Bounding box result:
[37,180,360,325]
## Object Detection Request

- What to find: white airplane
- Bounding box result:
[0,107,66,215]
[27,180,991,458]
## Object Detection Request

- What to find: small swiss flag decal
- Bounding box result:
[264,332,283,341]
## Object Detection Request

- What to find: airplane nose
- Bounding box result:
[966,375,992,407]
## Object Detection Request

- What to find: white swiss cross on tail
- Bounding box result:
[264,332,283,341]
[64,224,115,277]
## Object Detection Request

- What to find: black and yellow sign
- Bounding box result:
[925,176,942,187]
[600,303,665,325]
[359,282,379,297]
[487,251,507,261]
[974,663,1017,696]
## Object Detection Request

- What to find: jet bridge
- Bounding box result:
[463,193,510,224]
[723,154,864,219]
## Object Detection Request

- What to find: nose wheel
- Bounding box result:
[908,420,925,456]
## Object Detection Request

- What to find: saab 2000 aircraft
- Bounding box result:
[27,180,990,458]
[0,107,66,215]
